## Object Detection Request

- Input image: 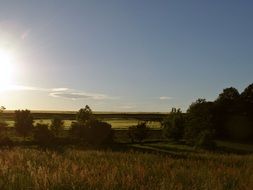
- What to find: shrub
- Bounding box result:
[34,123,54,147]
[51,117,64,137]
[184,99,216,147]
[14,110,34,139]
[195,130,216,149]
[70,119,113,145]
[128,122,149,143]
[76,105,94,124]
[162,108,185,141]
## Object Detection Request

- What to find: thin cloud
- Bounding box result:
[9,85,113,100]
[50,92,108,100]
[159,96,173,100]
[52,88,69,92]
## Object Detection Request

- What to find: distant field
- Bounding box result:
[5,118,161,129]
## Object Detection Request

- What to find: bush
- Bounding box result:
[76,105,94,124]
[34,123,54,147]
[70,119,113,145]
[195,130,216,150]
[51,117,64,137]
[14,110,34,139]
[162,108,185,141]
[128,122,149,143]
[184,99,216,148]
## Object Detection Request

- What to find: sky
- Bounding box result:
[0,0,252,112]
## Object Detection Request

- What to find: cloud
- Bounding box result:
[159,96,173,100]
[9,85,112,100]
[49,92,108,100]
[52,88,69,92]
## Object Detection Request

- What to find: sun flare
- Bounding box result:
[0,49,15,91]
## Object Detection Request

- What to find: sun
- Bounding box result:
[0,49,15,91]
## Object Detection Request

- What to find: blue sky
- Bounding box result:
[0,0,252,112]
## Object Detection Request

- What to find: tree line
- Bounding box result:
[0,105,114,147]
[163,83,253,149]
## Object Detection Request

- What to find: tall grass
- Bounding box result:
[0,148,252,189]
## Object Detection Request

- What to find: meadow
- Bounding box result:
[1,111,253,189]
[0,147,252,190]
[5,119,161,130]
[3,111,163,129]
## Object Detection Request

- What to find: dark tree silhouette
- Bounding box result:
[71,106,113,145]
[34,123,54,147]
[76,105,93,124]
[184,99,216,148]
[51,117,64,136]
[128,122,149,143]
[14,110,34,139]
[162,108,185,141]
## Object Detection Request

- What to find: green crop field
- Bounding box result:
[0,147,252,190]
[5,118,161,129]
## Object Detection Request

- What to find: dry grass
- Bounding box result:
[0,148,252,189]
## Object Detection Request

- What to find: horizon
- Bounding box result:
[1,1,253,112]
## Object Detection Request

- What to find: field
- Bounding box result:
[1,111,253,189]
[3,111,163,129]
[0,147,252,190]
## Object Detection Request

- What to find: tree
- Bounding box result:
[0,106,7,135]
[76,105,93,124]
[71,106,113,145]
[128,122,149,143]
[241,83,253,104]
[241,83,253,116]
[34,123,54,147]
[162,108,185,141]
[51,117,64,136]
[184,99,216,148]
[215,87,240,114]
[14,110,34,139]
[70,119,113,145]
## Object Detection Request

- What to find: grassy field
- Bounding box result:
[5,118,161,129]
[0,147,252,190]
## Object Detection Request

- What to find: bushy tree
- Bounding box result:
[184,99,216,148]
[0,106,12,146]
[71,119,113,145]
[51,117,64,136]
[0,106,7,135]
[162,108,185,141]
[14,110,34,139]
[34,123,54,147]
[71,106,113,145]
[76,105,93,124]
[128,122,149,143]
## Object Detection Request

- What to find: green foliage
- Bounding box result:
[71,106,113,145]
[50,117,64,136]
[184,99,216,147]
[128,122,149,143]
[0,106,7,135]
[34,123,54,146]
[195,130,216,149]
[14,110,34,138]
[71,119,113,145]
[162,108,185,141]
[76,105,93,124]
